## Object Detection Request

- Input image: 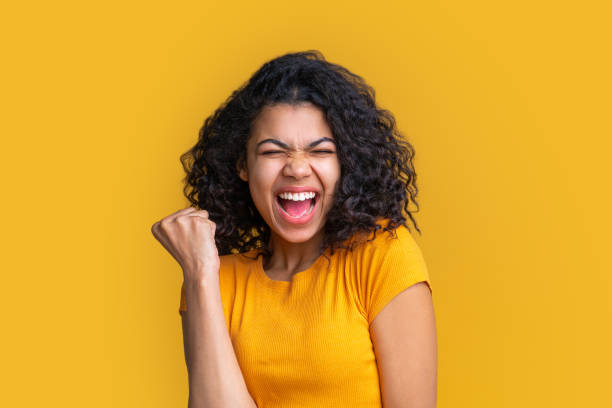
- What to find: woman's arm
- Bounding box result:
[181,276,257,408]
[151,207,256,406]
[369,282,437,408]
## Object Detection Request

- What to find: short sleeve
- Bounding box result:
[357,224,432,326]
[178,283,187,315]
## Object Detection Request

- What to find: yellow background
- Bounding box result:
[1,0,610,406]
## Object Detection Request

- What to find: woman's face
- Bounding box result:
[239,102,341,244]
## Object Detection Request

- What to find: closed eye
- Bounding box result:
[261,150,335,155]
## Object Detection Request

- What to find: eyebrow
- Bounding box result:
[256,137,336,150]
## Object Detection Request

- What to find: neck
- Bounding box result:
[263,229,324,274]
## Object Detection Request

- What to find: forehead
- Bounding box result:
[249,103,335,146]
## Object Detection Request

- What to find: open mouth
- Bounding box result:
[276,193,318,219]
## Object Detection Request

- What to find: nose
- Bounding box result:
[282,152,312,179]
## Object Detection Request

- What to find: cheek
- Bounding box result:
[249,161,281,185]
[317,159,341,185]
[247,162,280,202]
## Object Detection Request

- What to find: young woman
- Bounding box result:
[151,50,437,408]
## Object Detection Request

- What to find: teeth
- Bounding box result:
[277,191,316,201]
[278,195,316,218]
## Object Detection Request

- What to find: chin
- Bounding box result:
[268,218,322,243]
[280,231,316,243]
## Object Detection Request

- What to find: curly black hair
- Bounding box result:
[180,50,422,261]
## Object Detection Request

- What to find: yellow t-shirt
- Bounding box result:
[179,219,432,407]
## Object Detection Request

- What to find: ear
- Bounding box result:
[237,159,248,182]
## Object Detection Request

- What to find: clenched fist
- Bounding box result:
[151,207,220,283]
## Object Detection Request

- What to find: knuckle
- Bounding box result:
[176,217,189,226]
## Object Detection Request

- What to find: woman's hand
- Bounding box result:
[151,207,220,283]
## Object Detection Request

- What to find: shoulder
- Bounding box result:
[349,218,432,325]
[351,218,423,263]
[217,249,261,276]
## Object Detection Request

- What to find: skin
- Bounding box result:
[152,209,256,407]
[370,282,438,407]
[238,102,341,280]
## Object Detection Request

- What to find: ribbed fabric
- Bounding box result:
[179,218,432,407]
